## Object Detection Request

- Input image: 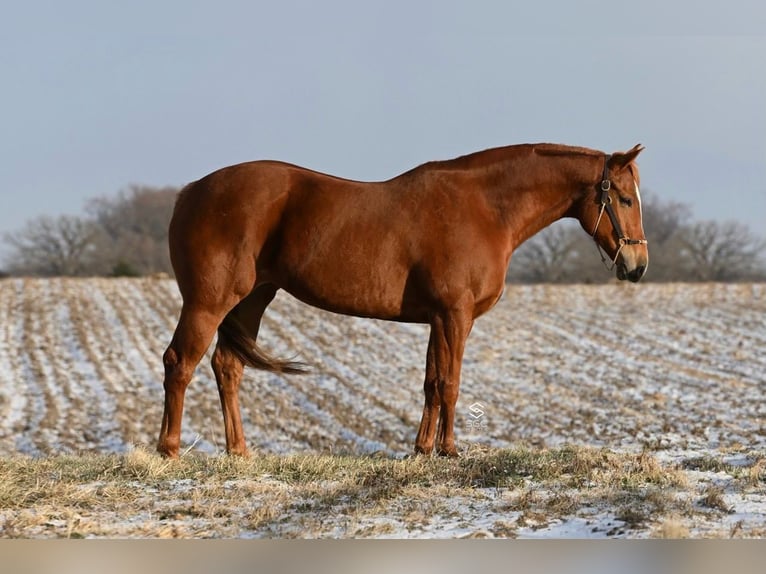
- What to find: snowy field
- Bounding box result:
[0,278,764,538]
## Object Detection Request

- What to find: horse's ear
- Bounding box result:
[609,144,644,170]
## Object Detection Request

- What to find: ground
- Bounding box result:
[0,278,764,537]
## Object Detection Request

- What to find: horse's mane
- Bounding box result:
[408,143,602,175]
[530,143,602,158]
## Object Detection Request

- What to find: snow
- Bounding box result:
[0,278,765,537]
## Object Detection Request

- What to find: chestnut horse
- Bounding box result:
[157,143,648,458]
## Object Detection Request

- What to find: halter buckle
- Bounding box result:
[600,179,611,192]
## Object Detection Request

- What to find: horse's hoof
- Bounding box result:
[437,447,460,458]
[225,444,251,457]
[156,442,180,459]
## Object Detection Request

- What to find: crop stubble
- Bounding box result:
[0,278,764,538]
[0,278,764,458]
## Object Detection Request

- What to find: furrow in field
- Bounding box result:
[45,280,125,452]
[461,291,640,448]
[0,280,30,454]
[460,313,572,447]
[519,287,746,391]
[269,295,424,427]
[238,371,323,454]
[15,279,72,455]
[135,277,183,333]
[236,366,355,455]
[304,311,427,415]
[81,281,168,447]
[2,279,764,458]
[261,301,404,454]
[60,279,143,452]
[532,287,766,417]
[664,307,766,375]
[530,303,733,389]
[90,280,164,392]
[634,286,766,377]
[119,280,178,353]
[466,284,766,452]
[465,348,641,447]
[94,279,215,452]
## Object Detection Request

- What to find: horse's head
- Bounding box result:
[579,144,648,282]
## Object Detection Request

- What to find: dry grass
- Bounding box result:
[2,444,756,538]
[2,280,766,538]
[698,485,733,514]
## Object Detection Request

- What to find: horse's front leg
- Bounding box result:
[415,331,440,455]
[414,304,474,457]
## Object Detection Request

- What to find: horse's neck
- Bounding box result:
[486,156,597,249]
[508,191,577,248]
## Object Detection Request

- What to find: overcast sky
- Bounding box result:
[2,2,765,259]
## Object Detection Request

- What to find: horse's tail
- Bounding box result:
[217,313,309,374]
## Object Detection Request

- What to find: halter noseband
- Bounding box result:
[591,154,648,270]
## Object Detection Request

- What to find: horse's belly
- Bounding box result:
[280,268,420,321]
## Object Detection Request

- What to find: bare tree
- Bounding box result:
[638,191,692,282]
[507,221,585,283]
[3,215,103,276]
[87,185,178,275]
[641,192,691,245]
[678,220,766,281]
[2,185,179,277]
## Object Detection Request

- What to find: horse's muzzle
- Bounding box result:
[617,263,646,283]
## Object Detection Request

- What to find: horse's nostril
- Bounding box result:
[630,265,646,282]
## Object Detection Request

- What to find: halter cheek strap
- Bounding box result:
[592,154,648,270]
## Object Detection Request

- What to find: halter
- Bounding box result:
[591,154,648,270]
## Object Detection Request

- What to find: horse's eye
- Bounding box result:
[619,196,633,207]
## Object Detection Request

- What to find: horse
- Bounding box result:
[156,142,648,458]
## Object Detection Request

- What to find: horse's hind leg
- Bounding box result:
[211,284,278,456]
[158,305,227,458]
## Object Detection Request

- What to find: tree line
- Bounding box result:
[2,186,177,278]
[506,192,766,282]
[1,186,764,282]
